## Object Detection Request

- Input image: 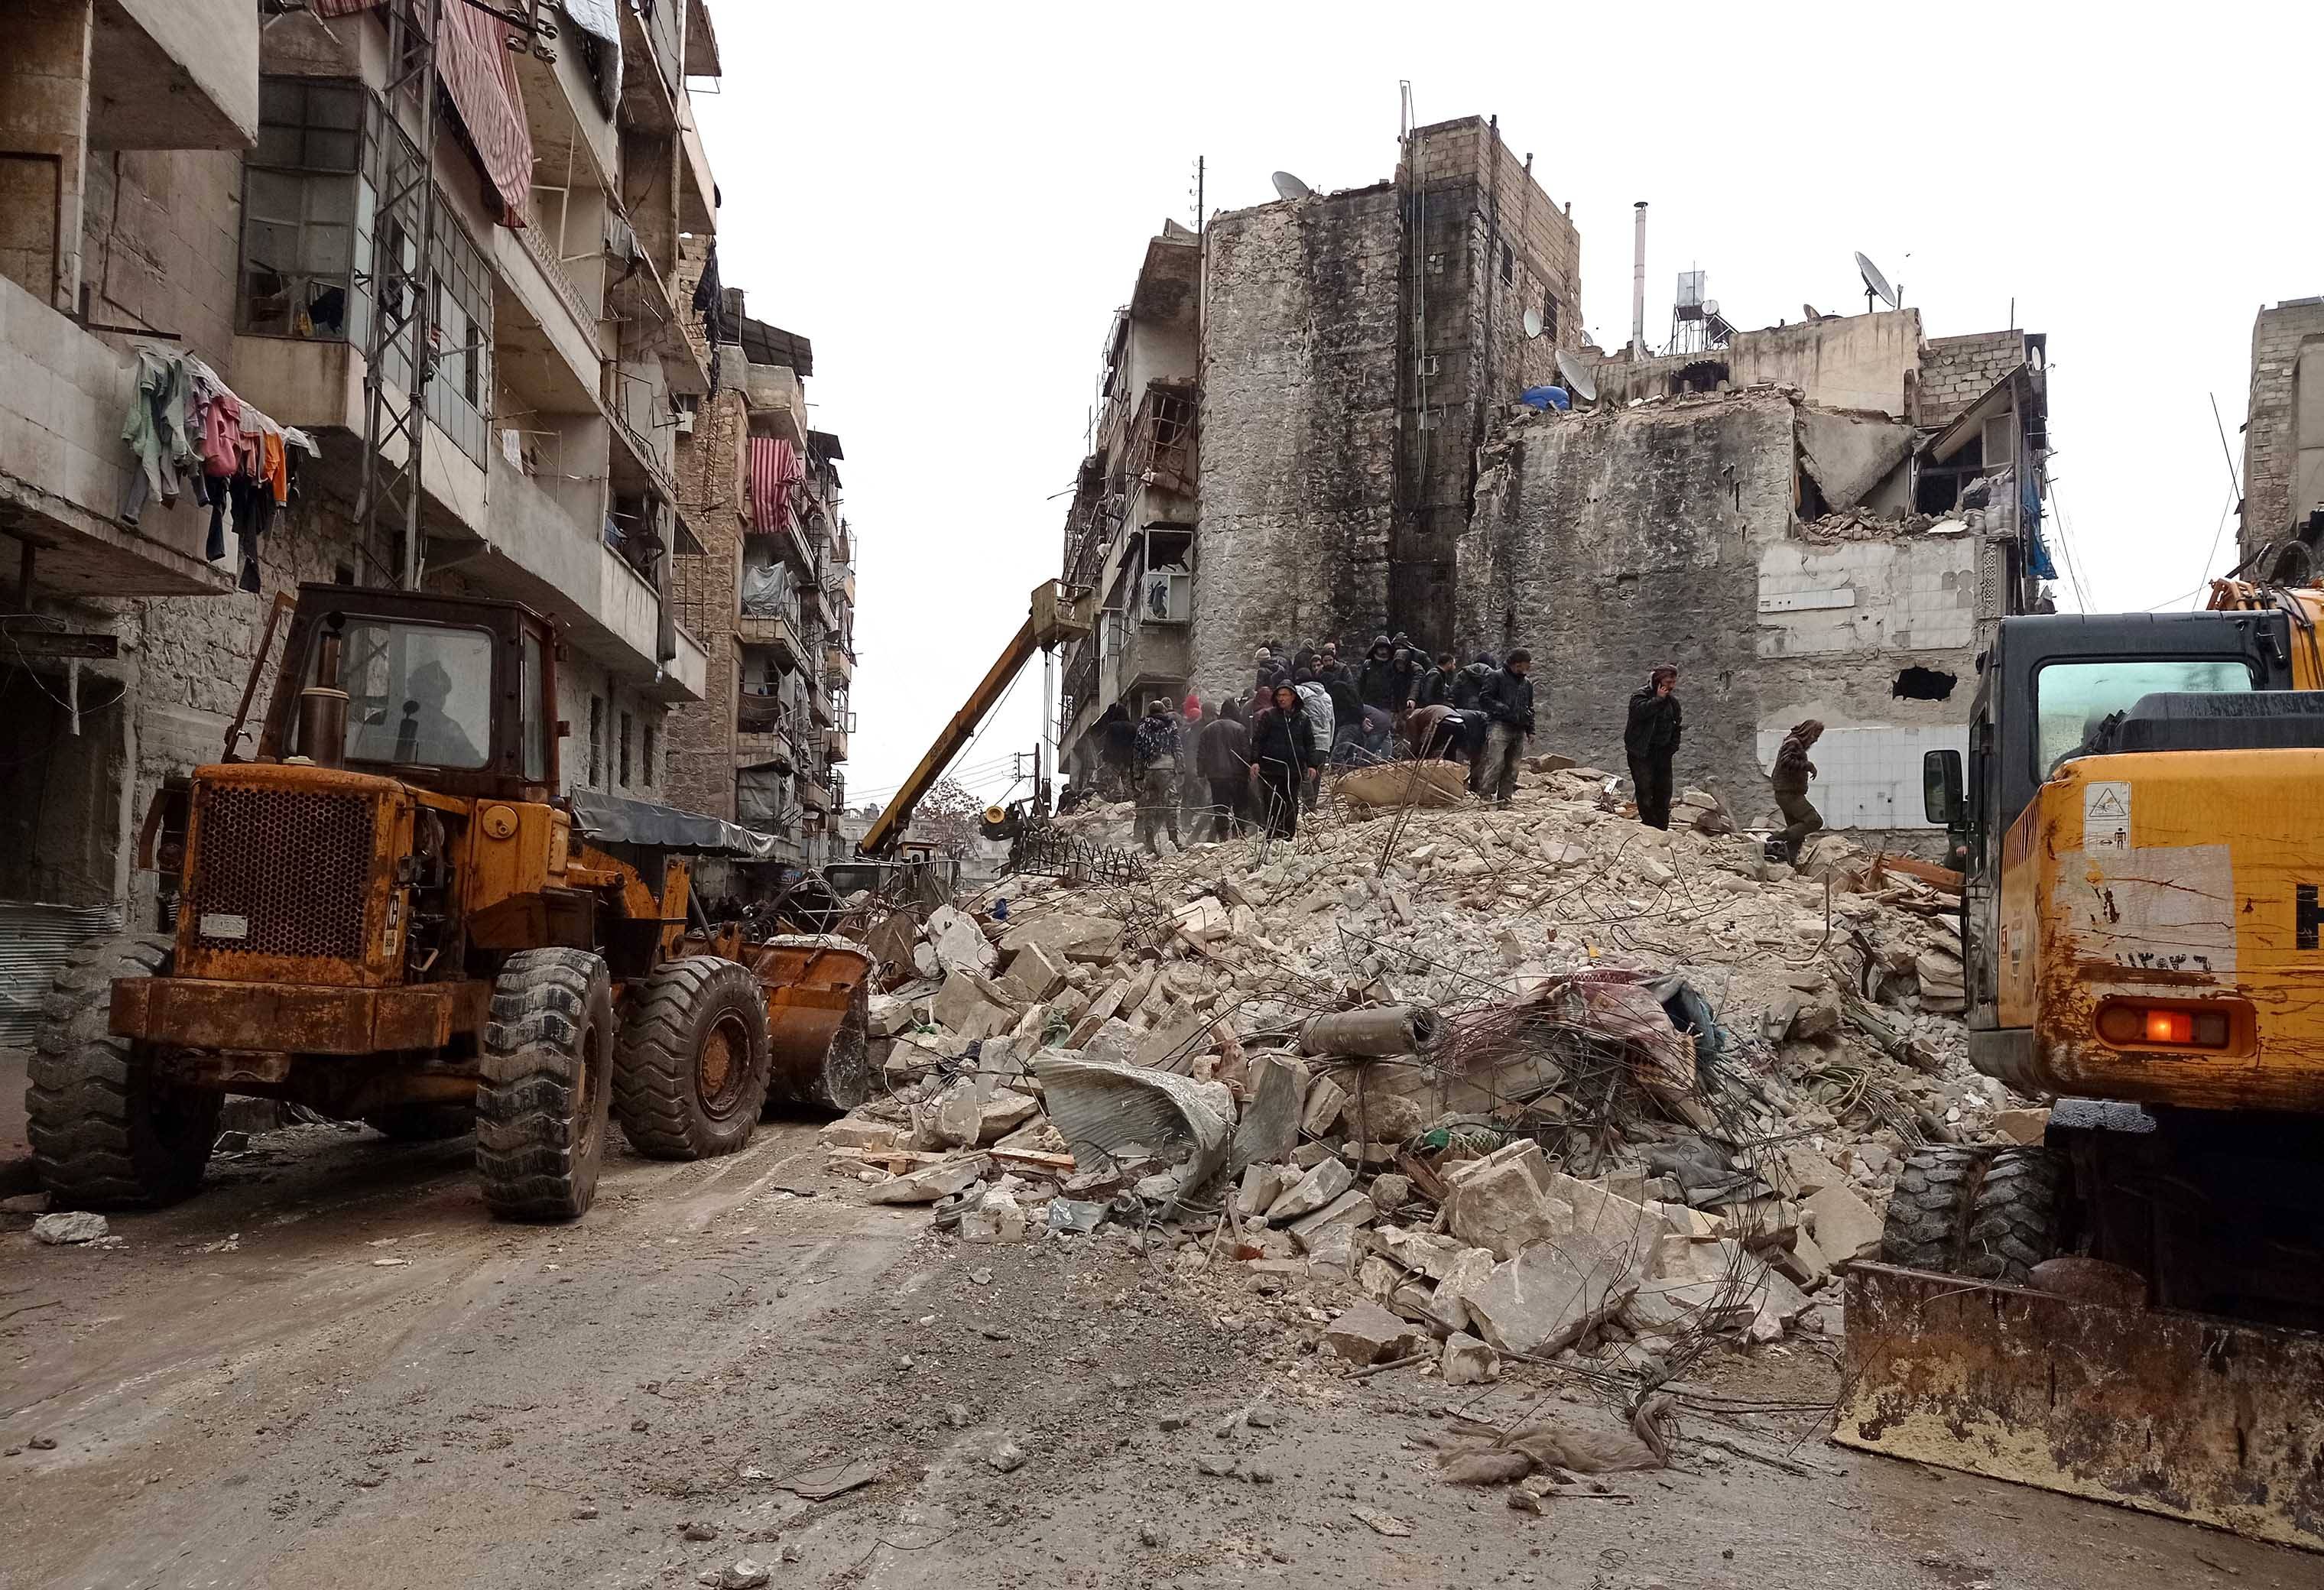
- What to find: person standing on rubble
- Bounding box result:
[1355,635,1406,757]
[1770,718,1826,862]
[1177,693,1208,836]
[1292,670,1335,810]
[1196,697,1251,839]
[1248,682,1316,838]
[1624,665,1683,830]
[1475,649,1536,806]
[1131,699,1183,855]
[1322,647,1362,764]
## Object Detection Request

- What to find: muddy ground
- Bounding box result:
[0,1121,2309,1590]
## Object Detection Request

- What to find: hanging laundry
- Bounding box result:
[748,436,803,533]
[118,346,190,525]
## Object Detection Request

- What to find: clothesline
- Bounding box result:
[118,342,318,593]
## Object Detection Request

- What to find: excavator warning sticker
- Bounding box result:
[2083,782,2131,852]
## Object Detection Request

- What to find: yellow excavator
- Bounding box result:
[1838,580,2324,1551]
[855,579,1090,858]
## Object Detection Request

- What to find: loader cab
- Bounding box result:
[256,585,561,803]
[1922,609,2295,1024]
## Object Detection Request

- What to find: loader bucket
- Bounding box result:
[745,939,876,1113]
[1836,1262,2324,1553]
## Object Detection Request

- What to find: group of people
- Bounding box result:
[1092,645,1828,862]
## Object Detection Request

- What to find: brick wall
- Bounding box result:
[2238,298,2324,566]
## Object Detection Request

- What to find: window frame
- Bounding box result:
[2032,655,2260,774]
[238,78,370,341]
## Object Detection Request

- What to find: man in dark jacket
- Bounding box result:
[1770,718,1825,861]
[1248,682,1316,838]
[1623,665,1683,830]
[1410,651,1459,712]
[1355,636,1407,756]
[1475,650,1536,806]
[1196,699,1251,839]
[1131,699,1182,855]
[1321,650,1362,763]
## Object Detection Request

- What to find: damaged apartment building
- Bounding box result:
[1053,115,2052,842]
[666,282,859,871]
[2235,296,2324,582]
[0,0,730,1031]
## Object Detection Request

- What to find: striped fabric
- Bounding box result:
[311,1,534,229]
[749,437,803,533]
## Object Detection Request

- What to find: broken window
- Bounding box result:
[240,80,365,340]
[1125,382,1197,496]
[1893,667,1958,702]
[1499,242,1514,285]
[1669,360,1728,396]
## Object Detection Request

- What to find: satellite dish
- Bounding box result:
[1854,251,1897,310]
[1555,349,1597,404]
[1522,307,1544,339]
[1803,303,1823,320]
[1271,171,1313,203]
[1702,299,1719,319]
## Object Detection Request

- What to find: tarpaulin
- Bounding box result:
[311,2,534,229]
[749,436,803,533]
[566,788,781,861]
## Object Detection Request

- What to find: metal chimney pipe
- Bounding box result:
[1631,201,1648,359]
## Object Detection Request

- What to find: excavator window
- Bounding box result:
[2035,657,2255,774]
[330,618,495,771]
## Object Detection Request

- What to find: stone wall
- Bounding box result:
[1190,186,1402,699]
[1455,392,1978,836]
[1591,310,1923,418]
[1917,330,2027,428]
[2238,298,2324,566]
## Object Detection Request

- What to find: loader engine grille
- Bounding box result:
[189,783,378,960]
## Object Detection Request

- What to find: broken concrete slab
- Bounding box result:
[976,1090,1043,1144]
[1994,1106,2051,1146]
[998,940,1068,1004]
[1445,1146,1569,1262]
[1079,1017,1140,1069]
[1264,1157,1352,1224]
[819,1118,901,1152]
[865,1157,988,1205]
[1229,1053,1306,1174]
[1462,1232,1644,1358]
[931,968,1018,1035]
[866,994,914,1038]
[1289,1190,1376,1254]
[1803,1183,1882,1261]
[1319,1300,1430,1366]
[1299,1076,1349,1138]
[928,904,998,977]
[1000,912,1126,965]
[1235,1162,1284,1220]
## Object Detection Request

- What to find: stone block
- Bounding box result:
[1235,1162,1284,1220]
[1993,1107,2050,1145]
[928,905,998,977]
[1289,1189,1376,1253]
[1264,1157,1352,1223]
[1319,1300,1430,1367]
[999,940,1067,1004]
[1803,1183,1882,1261]
[1300,1076,1349,1137]
[1446,1145,1569,1261]
[1462,1232,1644,1358]
[819,1117,900,1151]
[1000,912,1126,965]
[866,994,914,1038]
[931,968,1015,1036]
[1441,1332,1500,1386]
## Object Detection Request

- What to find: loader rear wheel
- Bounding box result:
[27,933,220,1209]
[1961,1146,2063,1284]
[476,948,614,1221]
[364,1105,473,1142]
[1881,1145,1993,1273]
[613,956,772,1160]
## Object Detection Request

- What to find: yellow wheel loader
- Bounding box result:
[1836,582,2324,1551]
[28,584,871,1222]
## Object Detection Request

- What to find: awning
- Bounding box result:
[312,2,535,229]
[567,789,781,861]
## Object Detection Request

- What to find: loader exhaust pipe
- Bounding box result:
[298,625,349,768]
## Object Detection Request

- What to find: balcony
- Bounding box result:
[619,0,686,135]
[93,0,261,151]
[735,609,806,670]
[797,774,832,815]
[823,641,855,686]
[0,276,232,595]
[735,358,807,447]
[1099,615,1192,717]
[825,727,850,764]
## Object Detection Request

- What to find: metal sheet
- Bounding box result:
[0,900,122,1045]
[1837,1262,2324,1553]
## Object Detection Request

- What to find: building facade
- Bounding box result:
[666,284,857,870]
[2237,297,2324,581]
[1051,115,2053,842]
[0,0,728,943]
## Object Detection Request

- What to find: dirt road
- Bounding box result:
[2,1122,2309,1590]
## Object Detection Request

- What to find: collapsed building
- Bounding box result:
[1053,117,2053,845]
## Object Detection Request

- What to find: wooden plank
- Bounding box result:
[1874,853,1963,893]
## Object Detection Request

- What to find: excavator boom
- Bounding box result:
[857,580,1090,858]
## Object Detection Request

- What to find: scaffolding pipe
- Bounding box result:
[1631,200,1648,359]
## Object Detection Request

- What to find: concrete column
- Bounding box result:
[0,0,93,311]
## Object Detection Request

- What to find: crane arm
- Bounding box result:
[857,615,1039,858]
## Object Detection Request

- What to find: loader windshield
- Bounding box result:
[2037,657,2255,773]
[333,620,494,770]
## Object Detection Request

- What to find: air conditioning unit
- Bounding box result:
[674,408,696,435]
[1141,568,1192,625]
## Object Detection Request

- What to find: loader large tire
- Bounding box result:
[27,933,220,1209]
[613,956,771,1160]
[476,948,614,1221]
[1960,1146,2063,1285]
[1880,1145,1993,1273]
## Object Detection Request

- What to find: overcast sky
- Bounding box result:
[696,2,2321,812]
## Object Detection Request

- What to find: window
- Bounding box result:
[588,695,605,787]
[1499,241,1514,285]
[313,620,494,771]
[642,720,657,788]
[239,79,366,339]
[618,710,633,787]
[412,212,492,466]
[1541,293,1559,342]
[2036,659,2256,772]
[521,632,548,782]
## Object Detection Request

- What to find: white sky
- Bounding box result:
[695,2,2322,813]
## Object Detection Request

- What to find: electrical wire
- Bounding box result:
[2044,479,2095,612]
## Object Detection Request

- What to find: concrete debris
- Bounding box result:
[31,1212,109,1246]
[808,754,2031,1472]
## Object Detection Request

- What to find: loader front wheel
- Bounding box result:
[1960,1146,2063,1284]
[28,933,220,1209]
[613,956,772,1160]
[476,948,615,1221]
[1880,1144,1993,1273]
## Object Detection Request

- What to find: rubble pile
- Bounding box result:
[820,756,2014,1440]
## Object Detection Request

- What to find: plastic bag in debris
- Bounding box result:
[1030,1054,1231,1218]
